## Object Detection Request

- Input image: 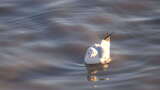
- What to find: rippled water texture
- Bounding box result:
[0,0,160,90]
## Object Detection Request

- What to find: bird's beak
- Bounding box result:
[108,33,113,37]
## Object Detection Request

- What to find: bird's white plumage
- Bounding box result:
[85,40,110,64]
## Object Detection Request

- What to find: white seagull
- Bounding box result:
[84,33,112,65]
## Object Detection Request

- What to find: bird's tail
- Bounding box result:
[103,32,112,41]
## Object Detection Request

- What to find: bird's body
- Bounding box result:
[84,33,111,64]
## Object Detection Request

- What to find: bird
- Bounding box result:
[84,33,112,65]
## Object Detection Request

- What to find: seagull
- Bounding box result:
[84,33,112,65]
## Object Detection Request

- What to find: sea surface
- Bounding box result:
[0,0,160,90]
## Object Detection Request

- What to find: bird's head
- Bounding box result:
[103,32,112,41]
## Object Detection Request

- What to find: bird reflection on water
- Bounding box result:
[85,58,112,82]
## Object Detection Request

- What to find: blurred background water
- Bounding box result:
[0,0,160,90]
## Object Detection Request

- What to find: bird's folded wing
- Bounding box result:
[85,47,100,64]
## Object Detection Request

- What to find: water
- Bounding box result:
[0,0,160,90]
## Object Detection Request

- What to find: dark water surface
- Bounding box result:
[0,0,160,90]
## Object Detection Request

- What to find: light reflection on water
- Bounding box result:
[86,63,110,82]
